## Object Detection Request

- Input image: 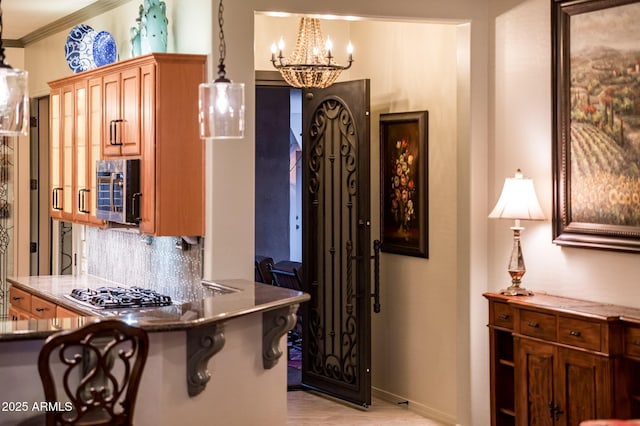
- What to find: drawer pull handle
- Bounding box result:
[35,308,45,312]
[569,330,581,337]
[12,296,22,301]
[498,314,510,321]
[527,321,539,328]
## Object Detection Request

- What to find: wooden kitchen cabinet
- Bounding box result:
[48,53,206,236]
[55,305,82,318]
[48,79,105,226]
[102,66,141,157]
[8,286,32,320]
[138,55,206,236]
[485,293,633,426]
[49,85,74,221]
[8,285,84,320]
[30,295,57,319]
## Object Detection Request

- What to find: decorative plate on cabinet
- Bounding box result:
[65,24,97,73]
[93,31,118,67]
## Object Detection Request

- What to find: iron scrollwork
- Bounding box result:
[307,98,360,385]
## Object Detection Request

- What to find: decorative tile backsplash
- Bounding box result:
[86,227,203,302]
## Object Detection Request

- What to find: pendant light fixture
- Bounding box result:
[271,17,353,89]
[0,1,29,136]
[199,0,245,139]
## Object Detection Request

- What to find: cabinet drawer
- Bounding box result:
[519,309,556,341]
[9,286,31,312]
[624,327,640,358]
[492,302,514,329]
[558,316,601,351]
[31,295,56,319]
[56,305,82,319]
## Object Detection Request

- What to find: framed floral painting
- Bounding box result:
[552,0,640,252]
[379,111,428,258]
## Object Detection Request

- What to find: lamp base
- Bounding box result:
[500,284,533,296]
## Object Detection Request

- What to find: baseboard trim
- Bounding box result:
[371,386,457,425]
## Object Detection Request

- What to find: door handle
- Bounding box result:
[371,239,381,313]
[132,192,142,223]
[52,187,63,210]
[110,119,124,146]
[78,188,90,213]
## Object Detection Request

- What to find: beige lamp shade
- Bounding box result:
[489,169,545,221]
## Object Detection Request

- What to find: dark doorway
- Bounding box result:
[255,77,304,388]
[29,96,51,276]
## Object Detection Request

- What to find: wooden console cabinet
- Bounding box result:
[485,292,640,425]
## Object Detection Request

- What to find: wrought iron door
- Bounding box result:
[301,80,373,407]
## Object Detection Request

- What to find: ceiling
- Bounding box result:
[2,0,130,46]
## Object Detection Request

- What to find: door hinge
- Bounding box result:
[30,116,38,128]
[30,242,37,253]
[30,179,38,190]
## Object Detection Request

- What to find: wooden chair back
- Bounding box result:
[38,319,149,425]
[255,255,274,284]
[268,260,302,291]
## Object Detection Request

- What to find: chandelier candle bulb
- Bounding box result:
[271,17,354,89]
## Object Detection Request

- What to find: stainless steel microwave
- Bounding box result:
[96,159,141,225]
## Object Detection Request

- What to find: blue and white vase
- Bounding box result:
[140,0,168,54]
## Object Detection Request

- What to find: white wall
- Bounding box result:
[489,1,640,310]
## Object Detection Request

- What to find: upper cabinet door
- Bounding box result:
[49,84,75,221]
[74,81,88,221]
[102,67,141,157]
[49,88,62,220]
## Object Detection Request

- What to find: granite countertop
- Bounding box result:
[3,275,310,341]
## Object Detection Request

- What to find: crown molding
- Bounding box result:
[19,0,132,47]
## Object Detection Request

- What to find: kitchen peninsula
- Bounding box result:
[0,276,309,425]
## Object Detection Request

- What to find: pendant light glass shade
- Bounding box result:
[199,80,244,139]
[198,0,245,140]
[0,67,28,136]
[0,0,29,137]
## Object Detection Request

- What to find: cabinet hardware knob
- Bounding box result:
[548,401,564,420]
[498,314,510,321]
[569,330,581,337]
[12,296,22,301]
[527,321,539,328]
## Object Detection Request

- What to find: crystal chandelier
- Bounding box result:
[0,0,28,136]
[271,17,353,89]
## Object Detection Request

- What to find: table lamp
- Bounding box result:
[489,169,545,295]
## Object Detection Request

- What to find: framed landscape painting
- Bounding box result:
[379,111,428,258]
[552,0,640,252]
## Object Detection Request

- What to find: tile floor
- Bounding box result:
[287,390,447,425]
